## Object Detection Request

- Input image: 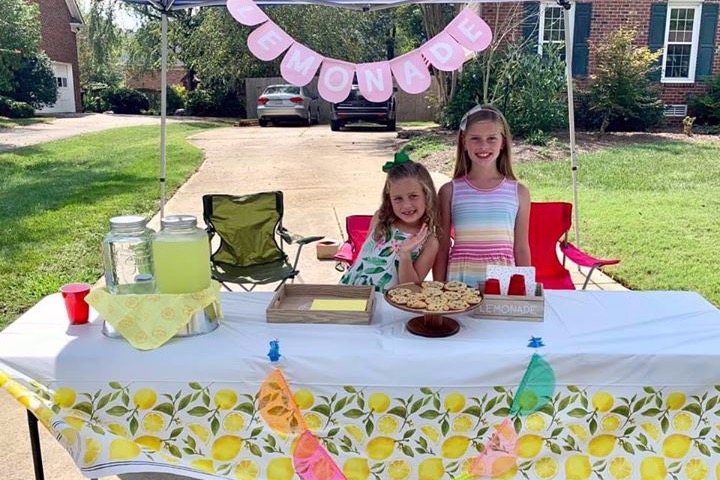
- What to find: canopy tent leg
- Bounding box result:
[160,11,168,219]
[561,0,581,248]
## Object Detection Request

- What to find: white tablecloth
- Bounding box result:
[1,290,719,480]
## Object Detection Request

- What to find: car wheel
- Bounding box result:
[386,119,396,132]
[259,118,269,127]
[330,119,341,131]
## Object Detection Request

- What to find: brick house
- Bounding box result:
[35,0,83,113]
[480,1,719,123]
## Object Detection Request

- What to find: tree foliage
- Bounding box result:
[0,0,56,109]
[585,28,664,133]
[77,0,125,88]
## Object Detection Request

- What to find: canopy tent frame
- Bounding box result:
[121,0,581,245]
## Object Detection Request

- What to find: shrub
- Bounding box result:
[585,28,664,133]
[0,95,34,118]
[169,84,187,113]
[7,52,57,108]
[105,87,149,114]
[82,83,111,113]
[186,89,216,116]
[688,74,720,125]
[441,42,568,137]
[525,130,552,146]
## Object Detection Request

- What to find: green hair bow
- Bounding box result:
[382,151,411,173]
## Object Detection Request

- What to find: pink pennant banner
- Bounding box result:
[230,7,495,103]
[445,7,493,52]
[356,61,394,102]
[293,431,346,480]
[318,59,355,103]
[390,51,432,94]
[247,20,294,61]
[466,418,518,478]
[421,31,466,72]
[226,0,269,26]
[281,43,324,86]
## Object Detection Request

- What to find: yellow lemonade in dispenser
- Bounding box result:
[153,215,211,294]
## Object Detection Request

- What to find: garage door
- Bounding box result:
[38,62,76,114]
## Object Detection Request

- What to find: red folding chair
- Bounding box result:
[334,214,373,271]
[529,202,620,290]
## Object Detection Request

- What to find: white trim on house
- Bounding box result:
[537,2,574,56]
[661,1,703,83]
[64,0,83,24]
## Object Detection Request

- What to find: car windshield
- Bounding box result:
[264,86,301,95]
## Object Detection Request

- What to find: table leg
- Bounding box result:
[26,409,45,480]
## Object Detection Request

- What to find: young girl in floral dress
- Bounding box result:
[340,154,439,292]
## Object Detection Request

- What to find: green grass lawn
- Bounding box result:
[407,135,720,307]
[0,122,222,330]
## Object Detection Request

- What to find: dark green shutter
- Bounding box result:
[648,3,667,81]
[696,3,719,80]
[523,2,540,51]
[572,3,592,77]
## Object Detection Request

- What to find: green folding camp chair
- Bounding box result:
[202,192,324,291]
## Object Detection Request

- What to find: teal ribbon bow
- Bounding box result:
[382,151,411,173]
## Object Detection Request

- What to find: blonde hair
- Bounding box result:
[374,161,439,241]
[452,104,516,180]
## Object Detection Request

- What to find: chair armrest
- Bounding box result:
[334,242,353,263]
[560,242,620,268]
[278,227,324,245]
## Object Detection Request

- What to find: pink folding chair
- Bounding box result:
[334,214,373,271]
[530,202,620,290]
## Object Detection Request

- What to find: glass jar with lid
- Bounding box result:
[102,215,156,294]
[152,215,211,294]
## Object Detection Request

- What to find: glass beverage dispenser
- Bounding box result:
[102,215,155,294]
[152,215,211,294]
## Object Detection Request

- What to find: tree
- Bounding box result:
[0,0,56,108]
[586,28,663,133]
[77,0,125,88]
[419,4,462,111]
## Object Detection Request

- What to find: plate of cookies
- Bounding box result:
[384,281,483,315]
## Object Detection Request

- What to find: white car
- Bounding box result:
[257,84,320,127]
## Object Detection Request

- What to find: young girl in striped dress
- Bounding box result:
[433,104,531,288]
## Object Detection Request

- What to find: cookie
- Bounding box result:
[444,281,470,291]
[421,281,444,290]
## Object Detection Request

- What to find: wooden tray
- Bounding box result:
[266,284,374,324]
[384,282,483,338]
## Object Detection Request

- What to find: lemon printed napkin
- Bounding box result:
[86,281,222,350]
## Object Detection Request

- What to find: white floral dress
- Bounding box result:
[339,227,422,292]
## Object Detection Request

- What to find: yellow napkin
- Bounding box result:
[310,299,367,311]
[86,281,222,350]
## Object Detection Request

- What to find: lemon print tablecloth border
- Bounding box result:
[2,368,720,480]
[86,281,222,350]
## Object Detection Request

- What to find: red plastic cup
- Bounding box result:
[484,278,501,295]
[508,274,527,296]
[60,283,91,325]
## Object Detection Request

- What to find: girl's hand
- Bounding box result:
[398,223,429,254]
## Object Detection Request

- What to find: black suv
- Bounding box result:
[330,85,397,131]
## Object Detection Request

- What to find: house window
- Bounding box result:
[662,3,702,82]
[56,77,68,88]
[538,4,566,56]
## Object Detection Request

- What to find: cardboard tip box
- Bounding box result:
[316,240,340,259]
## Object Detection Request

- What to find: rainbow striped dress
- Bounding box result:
[447,176,518,287]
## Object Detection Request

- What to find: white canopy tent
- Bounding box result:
[120,0,580,243]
